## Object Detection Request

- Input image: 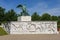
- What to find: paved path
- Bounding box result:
[0,34,60,40]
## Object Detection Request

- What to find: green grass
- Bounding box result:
[0,27,8,36]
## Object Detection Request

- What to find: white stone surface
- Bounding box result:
[9,21,58,34]
[18,16,31,21]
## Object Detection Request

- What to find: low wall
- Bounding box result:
[9,21,58,34]
[2,23,10,34]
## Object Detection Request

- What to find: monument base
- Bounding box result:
[18,16,31,21]
[9,21,59,34]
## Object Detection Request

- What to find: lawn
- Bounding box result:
[0,27,8,36]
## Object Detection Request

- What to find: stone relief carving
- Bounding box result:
[10,22,57,34]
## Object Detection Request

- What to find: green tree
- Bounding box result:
[41,13,51,21]
[58,16,60,25]
[0,7,5,24]
[5,9,17,21]
[32,12,40,21]
[51,16,58,21]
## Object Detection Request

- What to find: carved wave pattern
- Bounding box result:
[10,22,57,33]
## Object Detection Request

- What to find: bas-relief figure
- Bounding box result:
[10,22,58,34]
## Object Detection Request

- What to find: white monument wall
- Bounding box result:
[18,16,31,21]
[10,21,58,34]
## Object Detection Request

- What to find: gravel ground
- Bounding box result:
[0,32,60,40]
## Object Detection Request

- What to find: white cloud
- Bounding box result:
[42,8,60,16]
[28,2,60,16]
[28,2,48,15]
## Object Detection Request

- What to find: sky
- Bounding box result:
[0,0,60,16]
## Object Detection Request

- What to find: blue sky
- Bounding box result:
[0,0,60,16]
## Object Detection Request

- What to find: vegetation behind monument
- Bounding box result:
[0,6,60,28]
